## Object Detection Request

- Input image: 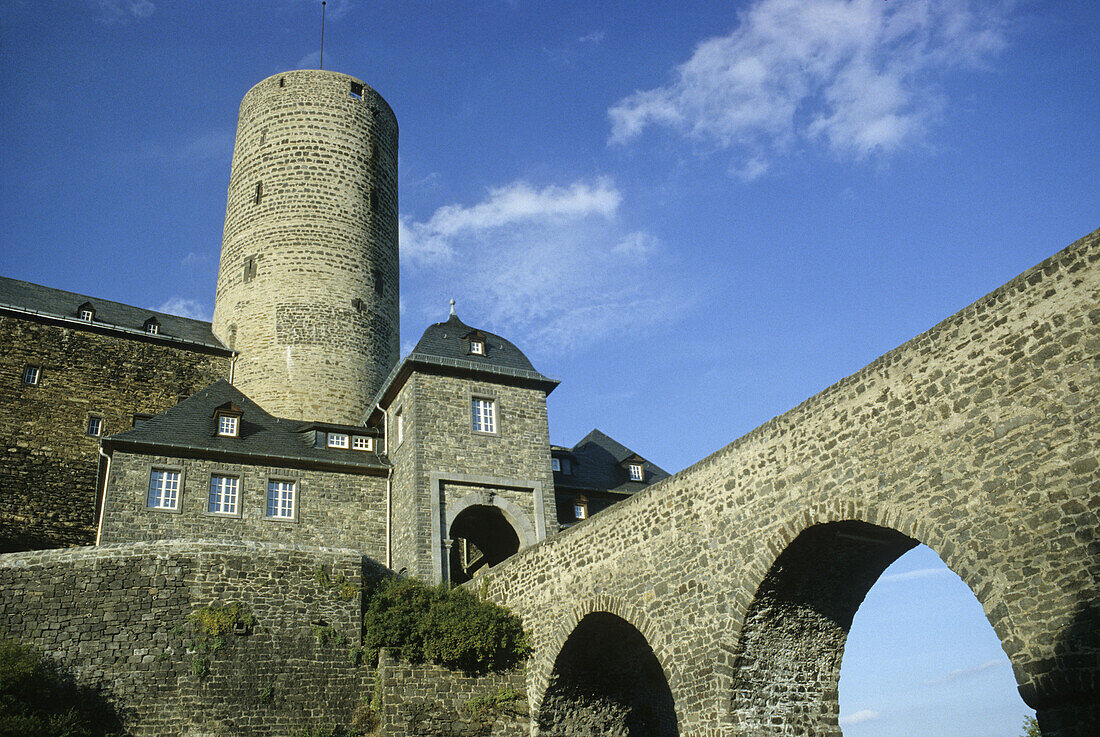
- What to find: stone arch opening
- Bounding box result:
[448,504,520,584]
[726,519,1022,735]
[538,612,679,736]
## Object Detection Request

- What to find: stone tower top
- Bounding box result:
[212,69,400,424]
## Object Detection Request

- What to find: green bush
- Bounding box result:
[0,639,122,737]
[361,577,530,672]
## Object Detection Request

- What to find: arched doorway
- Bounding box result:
[448,504,520,584]
[538,612,678,736]
[726,520,1022,735]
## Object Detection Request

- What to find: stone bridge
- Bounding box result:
[479,229,1099,737]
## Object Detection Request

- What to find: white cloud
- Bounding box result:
[401,180,683,352]
[839,709,879,726]
[609,0,1009,172]
[579,31,606,45]
[155,297,210,322]
[923,659,1005,685]
[92,0,154,24]
[878,566,952,583]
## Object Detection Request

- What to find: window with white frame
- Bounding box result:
[573,500,588,520]
[266,479,295,519]
[148,469,181,510]
[87,416,103,437]
[471,398,496,434]
[551,457,561,472]
[145,322,159,334]
[22,365,41,385]
[628,463,644,481]
[208,475,239,515]
[79,309,94,322]
[217,414,239,437]
[469,339,484,355]
[352,436,372,451]
[327,432,349,448]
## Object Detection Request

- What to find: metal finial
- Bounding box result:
[449,299,456,316]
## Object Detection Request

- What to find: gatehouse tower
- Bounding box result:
[213,70,399,424]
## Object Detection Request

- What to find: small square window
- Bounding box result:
[573,502,588,520]
[148,469,181,510]
[266,480,295,519]
[551,457,561,472]
[145,322,159,335]
[22,365,41,385]
[327,432,349,449]
[470,340,484,356]
[79,309,94,322]
[471,398,496,434]
[209,475,240,515]
[87,417,103,437]
[217,415,239,437]
[628,463,644,481]
[352,436,373,451]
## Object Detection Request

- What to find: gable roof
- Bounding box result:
[367,312,558,420]
[0,276,228,351]
[105,380,386,473]
[553,428,671,494]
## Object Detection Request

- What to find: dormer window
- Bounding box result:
[551,457,560,472]
[78,303,95,322]
[628,463,644,481]
[143,317,160,335]
[352,436,373,451]
[574,499,588,520]
[464,330,489,357]
[327,432,349,449]
[213,402,243,438]
[470,340,484,356]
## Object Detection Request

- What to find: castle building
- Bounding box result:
[0,69,668,582]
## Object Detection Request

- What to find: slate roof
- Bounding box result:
[368,312,557,419]
[0,276,227,350]
[552,429,670,494]
[105,380,387,472]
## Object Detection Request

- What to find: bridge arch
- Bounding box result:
[536,603,679,736]
[720,499,1025,735]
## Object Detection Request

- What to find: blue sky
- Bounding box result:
[2,1,1096,733]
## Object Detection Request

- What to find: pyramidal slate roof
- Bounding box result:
[368,311,557,416]
[0,275,226,350]
[105,380,386,472]
[553,428,671,494]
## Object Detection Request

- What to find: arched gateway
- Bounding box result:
[476,230,1099,736]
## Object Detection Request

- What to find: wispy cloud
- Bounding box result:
[142,131,235,166]
[839,709,879,726]
[181,252,210,268]
[401,180,685,352]
[92,0,155,25]
[155,297,210,322]
[923,659,1005,685]
[878,566,952,583]
[579,31,606,45]
[609,0,1010,177]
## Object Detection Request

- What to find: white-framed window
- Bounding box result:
[145,322,159,334]
[266,479,295,519]
[628,463,644,481]
[208,475,239,515]
[551,457,561,472]
[470,340,484,355]
[327,432,349,449]
[352,436,373,451]
[148,469,181,510]
[22,365,41,385]
[471,398,496,434]
[217,414,239,437]
[79,309,94,322]
[573,501,588,520]
[87,416,103,437]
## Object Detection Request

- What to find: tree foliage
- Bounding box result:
[361,576,531,673]
[0,639,122,737]
[1021,715,1041,737]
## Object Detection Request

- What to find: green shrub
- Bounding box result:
[0,639,122,737]
[361,577,530,672]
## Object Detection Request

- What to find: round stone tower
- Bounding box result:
[213,70,399,424]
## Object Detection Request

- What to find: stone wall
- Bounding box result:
[476,228,1100,736]
[98,451,388,558]
[0,541,374,736]
[376,649,528,736]
[213,70,400,425]
[388,370,556,582]
[0,315,231,551]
